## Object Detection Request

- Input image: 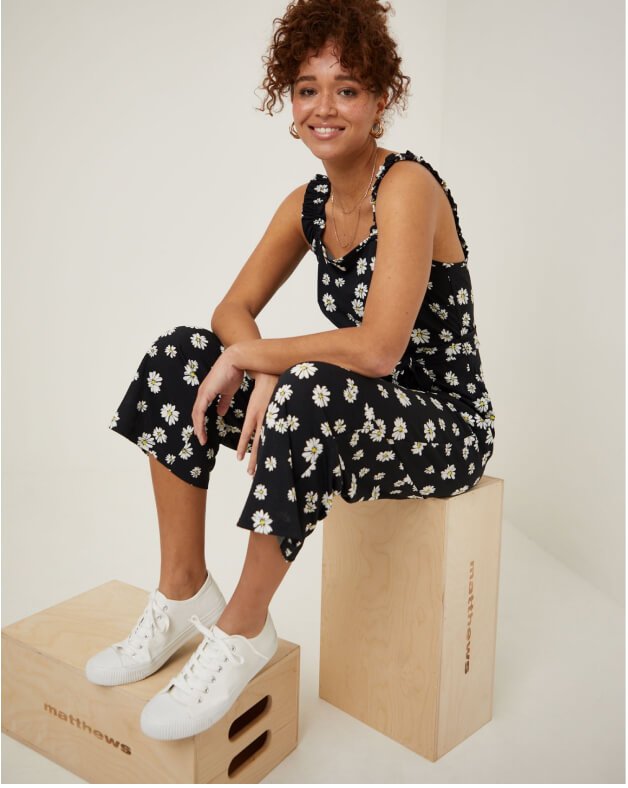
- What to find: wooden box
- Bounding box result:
[2,580,300,782]
[319,474,503,761]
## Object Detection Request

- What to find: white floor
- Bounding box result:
[2,467,625,783]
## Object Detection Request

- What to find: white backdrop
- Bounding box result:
[2,0,625,782]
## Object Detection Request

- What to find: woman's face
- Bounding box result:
[291,39,386,159]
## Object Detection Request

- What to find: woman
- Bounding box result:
[86,0,496,742]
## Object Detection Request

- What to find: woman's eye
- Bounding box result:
[297,88,357,97]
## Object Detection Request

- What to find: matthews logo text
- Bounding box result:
[43,703,132,755]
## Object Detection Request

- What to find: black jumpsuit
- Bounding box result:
[109,150,496,563]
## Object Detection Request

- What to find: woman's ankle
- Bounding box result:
[158,568,208,600]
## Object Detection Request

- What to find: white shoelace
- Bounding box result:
[170,614,244,702]
[113,590,170,658]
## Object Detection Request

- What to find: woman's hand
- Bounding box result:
[192,349,244,446]
[236,372,279,476]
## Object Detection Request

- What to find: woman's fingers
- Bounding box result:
[247,426,262,476]
[236,419,255,462]
[192,387,213,445]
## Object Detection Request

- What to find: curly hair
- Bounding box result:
[256,0,411,126]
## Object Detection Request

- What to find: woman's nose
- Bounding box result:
[314,90,338,116]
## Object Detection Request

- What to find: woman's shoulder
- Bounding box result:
[373,152,439,204]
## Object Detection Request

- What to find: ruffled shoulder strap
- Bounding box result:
[301,174,329,248]
[371,149,469,263]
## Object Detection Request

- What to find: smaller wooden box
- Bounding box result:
[2,580,300,783]
[320,475,503,762]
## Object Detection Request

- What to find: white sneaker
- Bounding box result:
[85,572,227,686]
[140,610,279,740]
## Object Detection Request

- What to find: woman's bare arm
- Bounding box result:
[210,183,310,379]
[227,162,439,379]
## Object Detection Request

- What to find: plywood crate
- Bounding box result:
[2,580,300,782]
[319,475,503,761]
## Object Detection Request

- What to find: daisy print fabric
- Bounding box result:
[108,150,496,564]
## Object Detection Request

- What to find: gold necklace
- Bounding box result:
[330,145,379,251]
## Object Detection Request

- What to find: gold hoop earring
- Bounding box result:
[369,118,384,139]
[289,121,300,139]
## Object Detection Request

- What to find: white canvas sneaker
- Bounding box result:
[140,610,279,740]
[85,572,227,686]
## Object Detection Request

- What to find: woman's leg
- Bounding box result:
[149,454,209,600]
[149,453,291,638]
[215,531,292,637]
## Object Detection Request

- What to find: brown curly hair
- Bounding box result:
[256,0,411,127]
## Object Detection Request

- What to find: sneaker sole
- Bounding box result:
[85,597,227,687]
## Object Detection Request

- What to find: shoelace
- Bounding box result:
[170,614,244,702]
[113,590,170,658]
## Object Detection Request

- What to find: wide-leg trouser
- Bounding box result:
[109,325,489,563]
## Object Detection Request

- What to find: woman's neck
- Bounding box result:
[322,143,391,203]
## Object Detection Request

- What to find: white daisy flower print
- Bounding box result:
[252,510,273,534]
[303,437,324,464]
[191,332,209,350]
[343,378,358,403]
[312,384,331,407]
[322,293,337,312]
[441,464,456,480]
[291,362,318,379]
[152,427,167,443]
[351,299,365,317]
[109,411,120,429]
[285,414,300,431]
[264,456,278,471]
[254,484,268,500]
[274,417,290,434]
[274,384,293,404]
[391,417,408,441]
[183,359,200,386]
[147,344,158,357]
[455,287,469,305]
[394,388,412,407]
[147,371,163,393]
[137,400,148,413]
[265,401,280,429]
[164,344,177,358]
[424,419,437,442]
[137,432,155,451]
[160,403,179,425]
[356,257,368,275]
[181,425,194,442]
[179,443,193,460]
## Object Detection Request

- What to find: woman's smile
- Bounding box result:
[309,125,346,140]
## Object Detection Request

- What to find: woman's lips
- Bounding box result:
[309,126,345,140]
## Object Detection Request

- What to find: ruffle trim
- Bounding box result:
[301,175,329,248]
[300,149,469,266]
[371,150,469,264]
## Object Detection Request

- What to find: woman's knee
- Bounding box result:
[150,325,222,358]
